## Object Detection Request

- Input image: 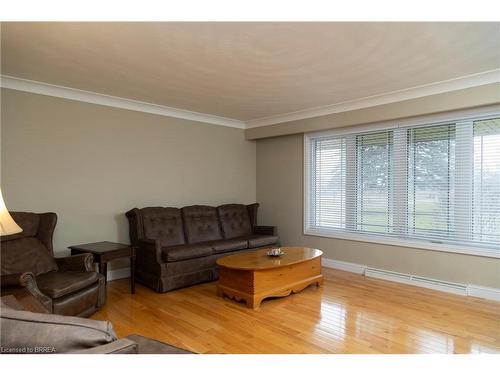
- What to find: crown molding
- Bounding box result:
[2,70,499,131]
[0,75,246,129]
[245,69,500,128]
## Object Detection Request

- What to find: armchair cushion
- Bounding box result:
[36,271,99,299]
[247,234,279,248]
[162,244,212,262]
[0,237,58,276]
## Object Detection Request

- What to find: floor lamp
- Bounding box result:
[0,189,22,235]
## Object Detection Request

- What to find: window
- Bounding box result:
[312,137,346,229]
[473,118,500,246]
[356,132,393,234]
[305,113,500,257]
[407,124,455,240]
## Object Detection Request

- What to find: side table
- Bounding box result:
[68,241,136,294]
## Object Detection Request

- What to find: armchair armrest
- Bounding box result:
[138,238,162,264]
[55,253,94,272]
[18,272,52,312]
[0,272,27,288]
[253,225,276,236]
[74,338,138,354]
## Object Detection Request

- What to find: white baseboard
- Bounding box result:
[322,258,365,274]
[365,268,468,296]
[467,284,500,302]
[107,267,131,282]
[322,257,500,302]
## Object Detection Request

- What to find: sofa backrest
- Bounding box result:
[140,207,185,247]
[0,212,58,276]
[217,204,253,239]
[182,205,222,244]
[126,203,261,246]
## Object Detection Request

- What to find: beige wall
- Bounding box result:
[256,133,500,288]
[1,89,256,269]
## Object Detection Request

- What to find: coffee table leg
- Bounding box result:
[130,255,136,294]
[316,275,324,287]
[247,296,262,310]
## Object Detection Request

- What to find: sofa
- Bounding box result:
[0,299,192,354]
[0,212,105,317]
[126,203,279,293]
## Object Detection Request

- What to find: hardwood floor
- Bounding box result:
[91,268,500,354]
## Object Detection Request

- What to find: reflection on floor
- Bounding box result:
[92,268,500,354]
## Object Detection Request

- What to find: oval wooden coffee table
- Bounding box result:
[216,247,323,309]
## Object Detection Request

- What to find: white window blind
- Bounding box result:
[305,113,500,257]
[473,118,500,247]
[407,124,456,241]
[355,132,393,234]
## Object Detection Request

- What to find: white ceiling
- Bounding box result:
[1,22,499,125]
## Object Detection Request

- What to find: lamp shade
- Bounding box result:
[0,189,22,236]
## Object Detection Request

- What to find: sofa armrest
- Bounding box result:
[18,272,52,311]
[55,253,94,272]
[74,338,138,354]
[253,225,276,236]
[138,239,162,264]
[246,203,260,227]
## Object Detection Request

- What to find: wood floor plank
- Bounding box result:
[91,268,500,354]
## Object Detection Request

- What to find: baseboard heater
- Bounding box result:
[364,267,468,296]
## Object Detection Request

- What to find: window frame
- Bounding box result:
[303,105,500,259]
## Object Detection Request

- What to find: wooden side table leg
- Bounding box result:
[99,262,108,283]
[130,255,136,294]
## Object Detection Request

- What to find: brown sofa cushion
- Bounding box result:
[182,205,222,244]
[247,234,279,248]
[141,207,185,247]
[162,244,213,262]
[0,302,117,353]
[217,204,253,239]
[0,237,58,276]
[209,238,248,254]
[36,271,99,299]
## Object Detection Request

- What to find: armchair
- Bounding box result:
[0,212,105,317]
[0,298,193,354]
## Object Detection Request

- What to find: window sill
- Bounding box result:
[304,228,500,259]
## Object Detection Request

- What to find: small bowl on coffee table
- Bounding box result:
[267,248,285,257]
